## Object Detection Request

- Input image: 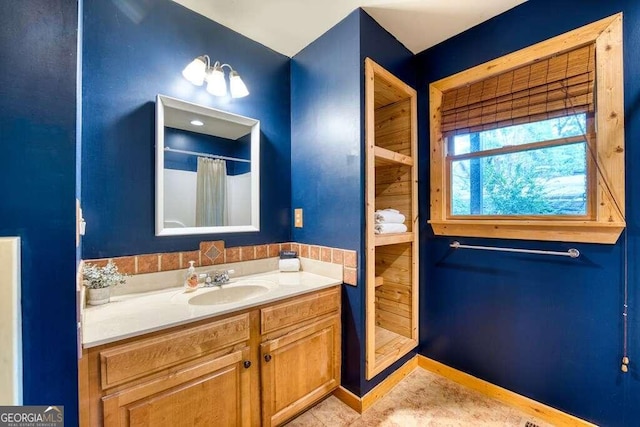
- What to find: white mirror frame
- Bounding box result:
[155,94,260,236]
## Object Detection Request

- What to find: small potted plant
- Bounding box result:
[82,260,127,305]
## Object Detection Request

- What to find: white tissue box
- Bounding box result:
[279,258,300,272]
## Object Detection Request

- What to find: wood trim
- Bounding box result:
[430,220,624,244]
[429,13,625,244]
[362,355,417,412]
[430,85,446,223]
[417,356,597,427]
[364,58,378,382]
[431,14,619,91]
[334,355,418,413]
[332,386,363,413]
[409,88,419,347]
[595,14,625,222]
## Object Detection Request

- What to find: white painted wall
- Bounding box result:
[227,172,252,226]
[164,169,252,227]
[0,237,21,405]
[164,169,197,227]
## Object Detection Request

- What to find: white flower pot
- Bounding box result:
[87,287,111,306]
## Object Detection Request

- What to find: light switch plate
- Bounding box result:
[294,208,303,228]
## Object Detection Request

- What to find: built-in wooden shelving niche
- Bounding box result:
[364,58,418,380]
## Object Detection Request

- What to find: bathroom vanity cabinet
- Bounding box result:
[260,288,341,426]
[364,58,419,380]
[79,286,341,427]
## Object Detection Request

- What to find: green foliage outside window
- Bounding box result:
[450,114,588,216]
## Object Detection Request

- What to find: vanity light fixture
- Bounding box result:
[182,55,249,98]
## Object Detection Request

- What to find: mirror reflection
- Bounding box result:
[156,95,260,236]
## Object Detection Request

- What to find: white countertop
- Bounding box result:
[82,270,342,348]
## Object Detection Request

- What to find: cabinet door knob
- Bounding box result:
[243,360,251,369]
[264,354,272,362]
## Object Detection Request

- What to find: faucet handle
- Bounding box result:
[213,269,233,284]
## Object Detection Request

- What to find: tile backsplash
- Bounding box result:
[84,241,358,286]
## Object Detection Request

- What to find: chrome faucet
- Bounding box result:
[201,269,233,287]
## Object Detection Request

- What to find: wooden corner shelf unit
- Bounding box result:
[364,58,418,380]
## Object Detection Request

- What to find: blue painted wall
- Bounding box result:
[0,0,79,423]
[416,1,640,425]
[291,8,415,395]
[291,10,364,394]
[291,11,362,251]
[360,11,415,88]
[82,0,291,259]
[164,129,250,175]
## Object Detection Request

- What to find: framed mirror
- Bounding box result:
[155,94,260,236]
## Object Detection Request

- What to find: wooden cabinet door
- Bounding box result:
[102,347,252,427]
[260,315,341,426]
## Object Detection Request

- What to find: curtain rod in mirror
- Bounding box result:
[164,146,250,163]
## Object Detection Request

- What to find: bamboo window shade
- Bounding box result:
[441,43,595,136]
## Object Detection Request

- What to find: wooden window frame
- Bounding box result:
[429,13,625,244]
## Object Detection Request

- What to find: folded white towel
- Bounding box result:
[381,208,399,213]
[374,223,408,234]
[375,210,405,224]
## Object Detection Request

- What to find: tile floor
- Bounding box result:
[286,369,554,426]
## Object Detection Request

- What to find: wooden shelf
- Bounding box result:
[375,276,384,287]
[372,326,417,377]
[374,146,413,167]
[374,232,414,246]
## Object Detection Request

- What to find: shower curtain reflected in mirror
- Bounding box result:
[196,157,228,226]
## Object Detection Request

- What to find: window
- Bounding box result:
[429,14,625,244]
[449,113,592,217]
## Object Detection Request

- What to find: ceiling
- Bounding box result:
[171,0,526,57]
[165,107,251,140]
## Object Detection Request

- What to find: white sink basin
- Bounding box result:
[188,282,271,306]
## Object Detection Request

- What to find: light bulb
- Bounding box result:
[229,70,249,98]
[206,65,227,97]
[182,56,207,86]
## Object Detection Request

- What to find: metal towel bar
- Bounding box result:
[450,241,580,258]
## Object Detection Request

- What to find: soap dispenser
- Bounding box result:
[184,260,198,292]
